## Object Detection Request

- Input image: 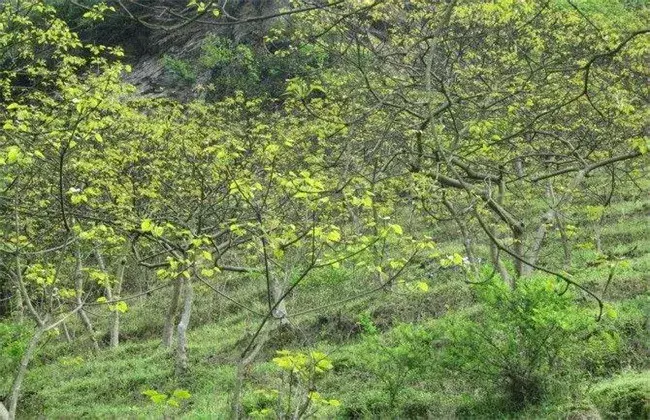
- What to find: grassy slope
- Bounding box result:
[17,191,650,419]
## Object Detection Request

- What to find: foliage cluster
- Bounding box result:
[0,0,648,419]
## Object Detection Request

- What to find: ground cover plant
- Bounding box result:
[0,0,648,418]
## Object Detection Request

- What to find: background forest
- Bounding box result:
[0,0,649,418]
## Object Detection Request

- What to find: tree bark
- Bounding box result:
[109,259,126,348]
[6,325,44,420]
[554,212,573,270]
[176,278,193,375]
[11,280,24,324]
[61,320,72,342]
[442,195,477,273]
[0,401,8,420]
[75,246,100,353]
[162,276,183,348]
[490,240,513,288]
[526,210,553,277]
[230,330,268,420]
[271,275,289,327]
[494,178,515,288]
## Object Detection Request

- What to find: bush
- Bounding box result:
[437,277,619,412]
[590,371,650,419]
[161,55,196,84]
[581,296,650,376]
[0,321,30,394]
[344,323,437,416]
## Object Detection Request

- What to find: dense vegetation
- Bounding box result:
[1,0,648,418]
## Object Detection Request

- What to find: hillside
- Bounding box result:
[1,1,649,419]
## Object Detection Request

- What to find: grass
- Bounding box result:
[9,195,650,419]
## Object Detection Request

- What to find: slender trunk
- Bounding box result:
[494,177,515,288]
[110,262,126,348]
[442,195,477,273]
[75,246,100,353]
[596,170,616,255]
[163,276,183,348]
[490,241,513,288]
[54,297,72,343]
[0,401,8,420]
[513,227,525,279]
[176,278,193,375]
[11,208,25,324]
[230,331,268,420]
[7,325,44,420]
[504,173,526,279]
[514,157,525,178]
[61,321,72,342]
[110,257,126,348]
[554,212,572,270]
[524,181,557,276]
[94,250,115,347]
[271,275,289,327]
[526,209,554,276]
[12,281,24,324]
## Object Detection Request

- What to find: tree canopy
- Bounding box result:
[1,1,648,418]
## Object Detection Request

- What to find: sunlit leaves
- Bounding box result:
[81,3,116,21]
[142,388,190,408]
[24,264,57,287]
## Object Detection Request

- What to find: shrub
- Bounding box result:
[437,277,619,412]
[248,350,340,419]
[161,55,196,84]
[347,323,437,416]
[590,371,650,419]
[0,321,30,394]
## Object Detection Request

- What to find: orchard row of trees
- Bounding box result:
[1,0,648,418]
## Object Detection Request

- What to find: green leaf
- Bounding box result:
[6,146,21,164]
[172,389,191,400]
[326,230,341,242]
[415,281,429,293]
[389,224,403,235]
[140,219,153,232]
[113,301,128,313]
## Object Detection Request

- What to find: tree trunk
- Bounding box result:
[554,212,573,270]
[163,276,183,348]
[514,157,525,178]
[75,246,100,353]
[12,281,24,324]
[230,331,268,420]
[61,321,72,342]
[271,275,289,327]
[95,250,128,348]
[176,278,193,375]
[526,210,553,276]
[442,195,477,274]
[0,401,8,420]
[6,325,44,420]
[110,258,127,348]
[493,178,515,288]
[490,241,513,288]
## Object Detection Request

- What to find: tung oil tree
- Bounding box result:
[0,1,135,417]
[1,1,647,418]
[278,0,649,298]
[224,130,435,419]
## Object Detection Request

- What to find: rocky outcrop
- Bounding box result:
[110,0,289,99]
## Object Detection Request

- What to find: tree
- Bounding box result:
[274,0,648,297]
